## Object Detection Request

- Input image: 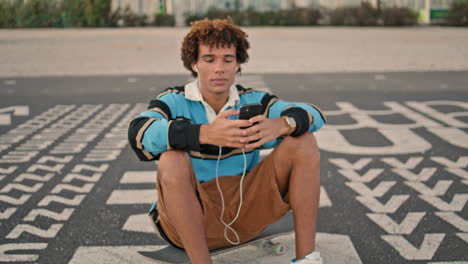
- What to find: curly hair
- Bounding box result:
[181,17,250,77]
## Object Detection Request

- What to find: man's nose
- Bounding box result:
[214,61,225,73]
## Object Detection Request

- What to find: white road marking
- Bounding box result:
[382,233,445,260]
[431,156,468,168]
[329,158,372,170]
[356,195,409,213]
[6,224,63,239]
[338,168,383,182]
[106,190,156,205]
[392,168,437,181]
[38,194,85,206]
[419,194,468,212]
[381,157,423,169]
[68,245,166,264]
[346,181,396,197]
[403,180,452,196]
[367,212,425,234]
[24,208,75,222]
[0,194,31,205]
[120,171,156,184]
[0,243,48,262]
[0,207,17,220]
[435,212,468,232]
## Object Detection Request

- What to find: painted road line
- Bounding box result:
[106,190,156,205]
[120,171,156,184]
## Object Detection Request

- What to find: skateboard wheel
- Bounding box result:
[274,243,286,255]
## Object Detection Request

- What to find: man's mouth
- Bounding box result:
[212,78,227,85]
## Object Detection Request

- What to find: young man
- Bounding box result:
[128,18,325,264]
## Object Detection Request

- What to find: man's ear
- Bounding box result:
[192,64,198,72]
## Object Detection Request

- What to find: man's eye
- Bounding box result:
[204,59,213,63]
[225,60,233,63]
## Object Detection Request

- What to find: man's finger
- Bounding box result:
[249,115,266,124]
[218,109,239,119]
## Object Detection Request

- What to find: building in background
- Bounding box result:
[111,0,454,26]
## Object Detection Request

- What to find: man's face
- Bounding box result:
[194,43,239,97]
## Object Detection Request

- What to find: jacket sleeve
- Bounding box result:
[128,93,201,161]
[260,95,326,149]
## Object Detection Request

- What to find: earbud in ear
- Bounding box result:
[193,65,198,73]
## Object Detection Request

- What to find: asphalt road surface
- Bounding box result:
[0,71,467,264]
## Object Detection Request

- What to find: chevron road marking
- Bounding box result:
[356,195,409,213]
[0,207,17,220]
[338,169,384,182]
[381,233,445,260]
[431,156,468,168]
[446,168,468,180]
[403,180,453,196]
[37,155,74,164]
[27,164,64,173]
[50,183,94,194]
[0,151,39,163]
[62,173,102,183]
[456,233,468,243]
[392,168,438,181]
[0,243,48,262]
[367,212,425,234]
[435,212,468,232]
[122,213,154,233]
[329,158,372,170]
[38,194,85,206]
[428,262,468,264]
[419,194,468,211]
[320,186,332,207]
[346,181,396,197]
[0,194,31,205]
[6,224,63,239]
[0,106,29,125]
[0,183,43,193]
[381,157,423,169]
[14,173,55,182]
[106,190,156,205]
[23,208,75,222]
[0,166,17,174]
[72,164,109,173]
[120,171,155,184]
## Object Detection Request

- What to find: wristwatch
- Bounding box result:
[283,116,297,136]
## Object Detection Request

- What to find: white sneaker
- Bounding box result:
[290,251,322,264]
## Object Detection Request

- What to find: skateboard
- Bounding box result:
[139,202,294,264]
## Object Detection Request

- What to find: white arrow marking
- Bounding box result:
[72,164,109,173]
[346,181,396,197]
[356,195,409,213]
[320,186,332,207]
[381,233,445,260]
[381,157,423,169]
[24,208,75,222]
[329,158,372,170]
[393,168,437,181]
[0,183,43,193]
[63,173,102,183]
[435,212,468,232]
[37,155,74,164]
[6,224,63,239]
[0,194,31,205]
[120,171,155,184]
[0,207,17,219]
[338,169,384,182]
[38,194,85,206]
[404,180,452,196]
[106,190,156,205]
[14,173,55,183]
[420,194,468,211]
[0,166,17,174]
[432,156,468,168]
[0,243,48,262]
[367,212,425,234]
[446,168,468,180]
[50,183,94,194]
[456,233,468,243]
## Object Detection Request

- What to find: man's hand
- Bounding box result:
[240,115,290,149]
[199,109,251,148]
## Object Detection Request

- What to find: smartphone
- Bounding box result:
[239,103,262,121]
[239,104,262,143]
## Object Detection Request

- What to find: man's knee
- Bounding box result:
[281,133,320,161]
[158,150,193,187]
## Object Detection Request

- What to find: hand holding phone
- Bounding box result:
[239,103,262,127]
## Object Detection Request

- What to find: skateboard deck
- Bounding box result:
[139,204,294,264]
